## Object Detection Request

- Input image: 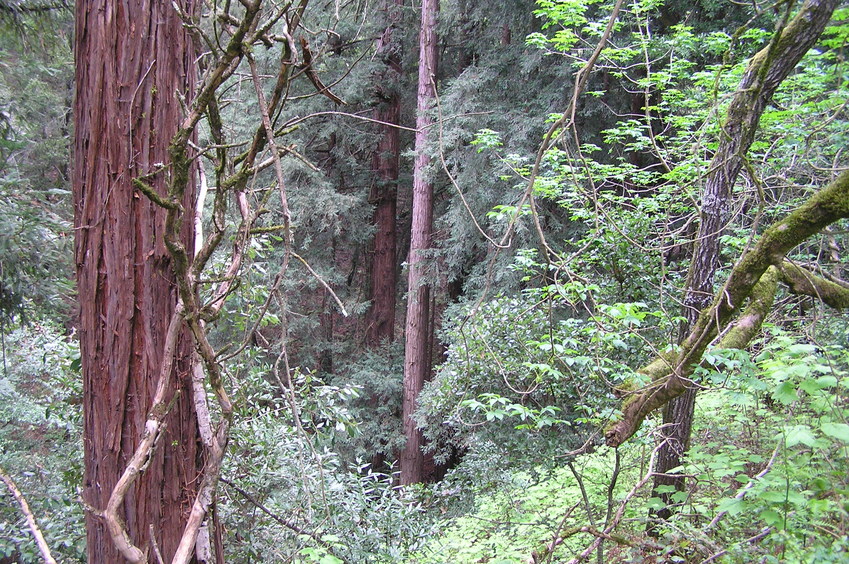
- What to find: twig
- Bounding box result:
[149,524,165,564]
[567,438,663,563]
[706,441,780,529]
[220,477,350,563]
[431,75,510,250]
[0,465,58,564]
[293,252,348,316]
[700,526,772,564]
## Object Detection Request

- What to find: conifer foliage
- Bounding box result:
[0,0,847,561]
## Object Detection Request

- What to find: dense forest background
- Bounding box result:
[0,0,847,562]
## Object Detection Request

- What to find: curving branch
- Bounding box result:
[776,260,849,309]
[103,307,186,563]
[606,169,849,447]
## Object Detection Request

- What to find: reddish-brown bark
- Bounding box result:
[73,1,200,561]
[401,0,439,486]
[366,0,403,348]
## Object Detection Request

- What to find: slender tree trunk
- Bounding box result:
[74,1,200,560]
[366,0,403,473]
[366,0,403,348]
[650,0,839,527]
[400,0,438,486]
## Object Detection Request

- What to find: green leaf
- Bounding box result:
[671,490,689,504]
[783,425,816,447]
[716,497,746,515]
[646,497,667,510]
[800,378,824,394]
[760,509,783,526]
[758,491,787,503]
[820,422,849,443]
[773,381,797,404]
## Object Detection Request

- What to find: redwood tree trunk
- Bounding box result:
[366,0,403,348]
[650,0,839,526]
[73,1,200,560]
[400,0,438,486]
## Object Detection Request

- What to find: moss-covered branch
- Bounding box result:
[777,260,849,309]
[605,170,849,447]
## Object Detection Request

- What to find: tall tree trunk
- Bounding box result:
[366,0,402,473]
[73,1,200,560]
[366,0,403,348]
[650,0,839,527]
[400,0,438,486]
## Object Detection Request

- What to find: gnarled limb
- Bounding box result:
[606,169,849,447]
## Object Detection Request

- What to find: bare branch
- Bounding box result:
[0,466,57,564]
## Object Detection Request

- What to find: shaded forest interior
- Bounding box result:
[0,0,848,562]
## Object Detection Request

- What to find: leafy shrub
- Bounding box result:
[0,322,84,562]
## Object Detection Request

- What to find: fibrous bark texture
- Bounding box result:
[401,0,438,486]
[367,0,403,347]
[73,1,199,561]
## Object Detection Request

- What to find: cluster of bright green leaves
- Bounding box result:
[668,331,849,562]
[418,291,671,466]
[414,447,643,563]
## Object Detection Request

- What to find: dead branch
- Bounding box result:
[0,465,58,564]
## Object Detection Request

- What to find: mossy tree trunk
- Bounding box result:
[650,0,839,525]
[607,169,849,448]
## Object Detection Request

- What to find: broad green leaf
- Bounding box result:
[716,497,746,515]
[758,491,787,503]
[820,422,849,443]
[646,497,667,510]
[773,381,797,404]
[760,509,784,527]
[783,425,816,447]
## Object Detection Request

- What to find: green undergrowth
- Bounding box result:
[413,446,644,563]
[0,322,84,562]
